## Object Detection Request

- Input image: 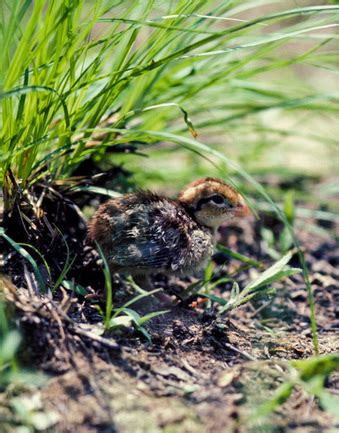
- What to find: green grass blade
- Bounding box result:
[0,229,46,292]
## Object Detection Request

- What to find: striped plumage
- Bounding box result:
[88,177,250,296]
[88,191,214,275]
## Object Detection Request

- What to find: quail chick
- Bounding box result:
[88,177,250,301]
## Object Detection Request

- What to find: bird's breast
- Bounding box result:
[176,227,215,274]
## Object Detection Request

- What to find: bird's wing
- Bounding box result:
[110,223,185,270]
[107,205,189,271]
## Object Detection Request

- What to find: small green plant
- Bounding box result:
[109,300,169,342]
[203,250,300,314]
[253,354,339,421]
[8,393,60,432]
[95,242,169,341]
[95,241,114,330]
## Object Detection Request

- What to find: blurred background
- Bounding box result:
[103,1,339,193]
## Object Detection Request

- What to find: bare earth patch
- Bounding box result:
[1,203,338,432]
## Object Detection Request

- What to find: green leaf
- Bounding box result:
[291,353,339,381]
[247,269,301,293]
[243,251,299,294]
[207,277,233,292]
[202,293,227,306]
[279,226,294,253]
[217,244,262,267]
[95,242,113,329]
[229,281,240,300]
[109,315,134,329]
[112,289,161,318]
[254,382,294,419]
[219,287,275,315]
[283,191,295,224]
[119,308,142,324]
[0,330,21,362]
[71,186,123,198]
[318,390,339,418]
[52,227,76,292]
[62,280,88,296]
[204,260,215,282]
[137,326,152,343]
[138,310,170,326]
[0,231,46,292]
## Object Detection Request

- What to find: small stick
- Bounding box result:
[71,327,120,350]
[23,264,39,295]
[223,342,257,361]
[49,298,120,351]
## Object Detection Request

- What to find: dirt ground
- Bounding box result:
[1,175,338,433]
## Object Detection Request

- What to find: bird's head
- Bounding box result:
[178,177,250,229]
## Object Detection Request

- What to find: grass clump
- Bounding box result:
[204,250,301,315]
[1,1,339,194]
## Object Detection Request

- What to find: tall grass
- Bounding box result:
[1,1,339,352]
[1,1,338,191]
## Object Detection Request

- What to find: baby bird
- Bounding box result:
[88,177,250,300]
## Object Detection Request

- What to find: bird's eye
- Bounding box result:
[209,195,224,205]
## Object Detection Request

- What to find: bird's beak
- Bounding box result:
[233,201,251,217]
